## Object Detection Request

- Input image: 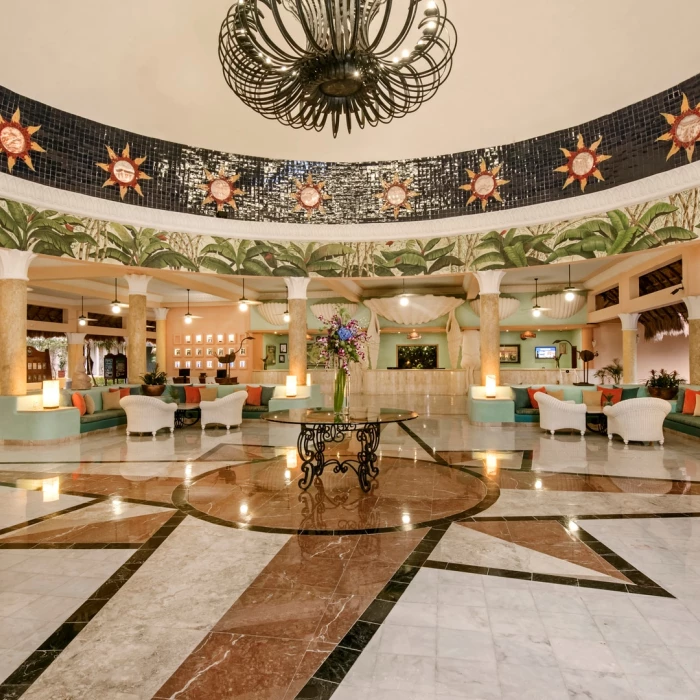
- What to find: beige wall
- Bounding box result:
[166,306,253,384]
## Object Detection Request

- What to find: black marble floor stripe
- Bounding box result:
[0,499,100,538]
[0,510,186,700]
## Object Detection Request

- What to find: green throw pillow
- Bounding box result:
[512,386,531,410]
[614,386,640,402]
[676,386,686,414]
[261,385,275,406]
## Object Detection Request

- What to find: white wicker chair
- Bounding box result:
[604,397,671,445]
[535,392,587,436]
[200,391,248,430]
[121,396,177,436]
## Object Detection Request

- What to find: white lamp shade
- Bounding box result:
[43,380,60,409]
[286,375,298,397]
[485,375,497,398]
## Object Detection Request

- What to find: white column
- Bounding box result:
[284,278,311,386]
[124,275,152,383]
[474,270,506,386]
[618,313,641,384]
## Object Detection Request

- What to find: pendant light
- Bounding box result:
[399,279,410,307]
[283,292,290,324]
[239,279,249,313]
[78,296,88,326]
[184,289,193,325]
[111,279,121,314]
[531,278,542,318]
[564,265,576,302]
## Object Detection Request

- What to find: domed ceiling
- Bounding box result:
[2,0,700,163]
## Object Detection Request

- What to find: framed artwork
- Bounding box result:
[499,345,521,364]
[239,346,247,356]
[174,361,181,369]
[239,360,247,369]
[227,347,234,354]
[217,334,224,343]
[174,348,181,356]
[174,334,182,344]
[228,334,235,342]
[185,361,191,368]
[217,348,224,356]
[279,354,286,363]
[206,334,213,344]
[195,361,202,369]
[206,348,214,356]
[206,360,213,368]
[195,335,202,344]
[185,335,192,344]
[185,348,192,357]
[195,348,203,356]
[265,345,277,366]
[217,362,224,368]
[280,343,288,353]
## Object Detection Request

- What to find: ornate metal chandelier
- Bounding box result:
[218,1,457,138]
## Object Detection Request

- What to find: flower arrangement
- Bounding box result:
[316,312,368,413]
[646,368,685,399]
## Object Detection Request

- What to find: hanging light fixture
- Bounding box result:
[283,293,291,324]
[78,296,88,327]
[399,279,410,307]
[111,279,122,315]
[531,278,542,318]
[184,289,193,325]
[218,0,457,138]
[564,265,576,302]
[239,279,249,312]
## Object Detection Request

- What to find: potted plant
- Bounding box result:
[594,358,623,385]
[140,364,168,396]
[646,369,684,400]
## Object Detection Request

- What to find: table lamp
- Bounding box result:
[42,380,60,409]
[286,375,298,397]
[485,375,497,399]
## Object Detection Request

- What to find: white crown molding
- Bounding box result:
[618,312,641,331]
[0,249,36,280]
[2,161,700,243]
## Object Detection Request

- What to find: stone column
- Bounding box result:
[474,270,506,386]
[618,313,640,384]
[124,275,152,384]
[0,250,35,396]
[284,278,311,386]
[66,333,86,381]
[153,308,169,372]
[685,297,700,385]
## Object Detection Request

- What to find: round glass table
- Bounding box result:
[263,408,418,492]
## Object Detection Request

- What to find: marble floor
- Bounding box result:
[1,394,700,699]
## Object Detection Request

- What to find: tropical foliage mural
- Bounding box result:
[0,188,698,277]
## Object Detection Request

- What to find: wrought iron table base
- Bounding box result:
[297,422,380,493]
[175,409,201,429]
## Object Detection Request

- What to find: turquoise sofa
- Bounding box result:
[663,385,700,438]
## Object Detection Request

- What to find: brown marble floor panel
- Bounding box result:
[0,503,175,544]
[458,521,631,583]
[200,444,281,462]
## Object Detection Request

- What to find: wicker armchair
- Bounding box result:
[121,396,176,436]
[604,397,670,445]
[535,392,587,436]
[200,391,248,430]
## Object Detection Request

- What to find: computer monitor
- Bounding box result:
[178,368,191,377]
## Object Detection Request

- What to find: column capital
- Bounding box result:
[0,249,36,280]
[124,274,152,296]
[285,277,311,300]
[474,270,506,296]
[618,313,641,331]
[685,296,700,320]
[66,333,86,345]
[153,308,170,321]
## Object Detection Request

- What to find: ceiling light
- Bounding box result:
[184,288,193,325]
[283,292,290,323]
[399,279,410,306]
[218,0,457,138]
[111,279,121,315]
[78,296,87,326]
[531,277,542,317]
[239,279,249,313]
[564,264,577,302]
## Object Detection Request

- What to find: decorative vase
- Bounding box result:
[648,387,678,400]
[333,367,349,415]
[142,384,166,397]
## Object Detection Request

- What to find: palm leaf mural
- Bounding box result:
[471,230,552,270]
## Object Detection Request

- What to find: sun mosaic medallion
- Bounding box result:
[0,109,45,172]
[460,159,509,210]
[375,173,419,219]
[198,168,245,211]
[658,93,700,163]
[97,144,151,199]
[554,134,611,192]
[290,173,331,218]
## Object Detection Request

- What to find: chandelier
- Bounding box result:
[218,0,457,138]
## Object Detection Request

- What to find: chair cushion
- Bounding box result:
[527,387,546,409]
[676,386,686,414]
[101,390,122,410]
[71,392,86,416]
[246,385,263,406]
[582,391,603,409]
[515,408,540,416]
[512,387,531,411]
[199,387,218,402]
[683,389,700,414]
[548,389,565,401]
[666,412,700,428]
[261,385,275,407]
[694,394,700,417]
[615,386,640,402]
[185,386,201,404]
[110,387,131,399]
[60,389,73,408]
[84,394,96,415]
[80,408,126,423]
[598,386,622,405]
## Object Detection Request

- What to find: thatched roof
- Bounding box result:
[639,303,688,340]
[639,260,682,295]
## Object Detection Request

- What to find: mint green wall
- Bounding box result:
[262,334,290,370]
[377,333,451,369]
[499,330,581,369]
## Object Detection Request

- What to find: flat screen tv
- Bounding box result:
[535,346,557,360]
[397,345,439,369]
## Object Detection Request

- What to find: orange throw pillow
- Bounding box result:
[109,387,131,398]
[71,392,86,416]
[185,386,201,404]
[683,389,700,415]
[246,385,263,406]
[597,386,622,405]
[527,387,546,409]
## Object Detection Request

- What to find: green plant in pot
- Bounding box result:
[140,364,168,396]
[594,358,623,385]
[646,369,684,400]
